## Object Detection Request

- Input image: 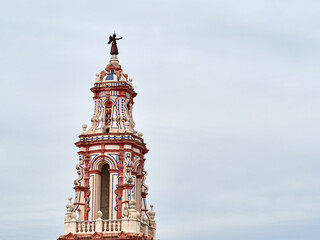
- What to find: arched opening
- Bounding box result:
[136,165,142,211]
[100,164,110,219]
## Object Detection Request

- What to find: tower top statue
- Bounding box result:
[108,33,122,55]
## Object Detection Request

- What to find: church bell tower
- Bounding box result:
[57,34,157,240]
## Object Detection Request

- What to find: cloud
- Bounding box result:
[1,1,320,240]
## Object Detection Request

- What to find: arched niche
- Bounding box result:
[135,164,142,211]
[100,163,110,219]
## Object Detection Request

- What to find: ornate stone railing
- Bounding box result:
[79,134,143,144]
[102,219,122,233]
[74,219,122,234]
[76,220,96,233]
[65,218,155,237]
[94,81,132,89]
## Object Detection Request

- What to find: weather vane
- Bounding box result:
[108,33,123,55]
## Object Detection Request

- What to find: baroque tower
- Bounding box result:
[58,34,157,240]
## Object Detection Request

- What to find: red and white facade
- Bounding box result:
[57,48,156,240]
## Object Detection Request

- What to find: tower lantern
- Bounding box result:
[57,35,157,240]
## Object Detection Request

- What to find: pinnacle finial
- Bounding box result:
[149,204,155,220]
[97,211,103,219]
[82,124,87,134]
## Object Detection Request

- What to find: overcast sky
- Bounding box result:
[1,1,320,240]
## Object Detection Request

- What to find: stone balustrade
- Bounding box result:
[75,219,121,234]
[102,219,122,233]
[63,198,156,238]
[76,220,96,233]
[65,218,154,237]
[79,134,143,144]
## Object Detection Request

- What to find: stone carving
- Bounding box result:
[64,197,76,221]
[95,73,100,82]
[149,205,155,221]
[97,210,103,219]
[122,206,129,219]
[73,156,84,187]
[124,153,133,184]
[128,194,140,220]
[100,70,106,81]
[141,170,149,194]
[82,124,87,134]
[120,72,127,82]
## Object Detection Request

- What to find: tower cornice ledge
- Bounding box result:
[90,85,137,97]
